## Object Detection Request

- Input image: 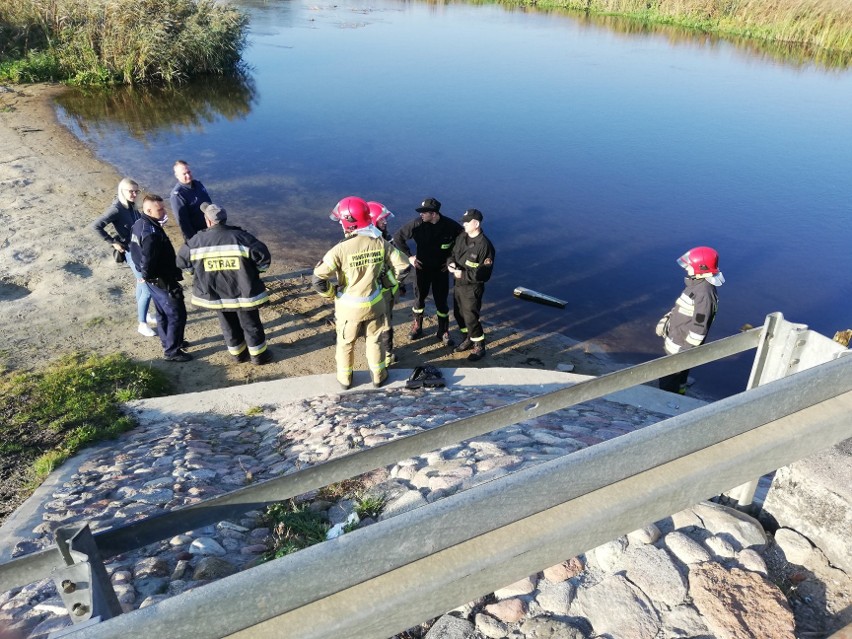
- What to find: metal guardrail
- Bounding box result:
[728,311,849,505]
[57,353,852,639]
[0,326,763,594]
[1,312,849,638]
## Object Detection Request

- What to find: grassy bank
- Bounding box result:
[0,0,248,85]
[500,0,852,65]
[0,353,170,523]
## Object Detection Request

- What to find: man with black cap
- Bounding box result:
[393,197,462,344]
[176,202,273,365]
[447,208,495,362]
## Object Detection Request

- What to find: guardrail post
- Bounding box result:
[727,312,849,508]
[48,522,122,636]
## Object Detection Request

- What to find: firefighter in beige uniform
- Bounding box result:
[314,196,410,389]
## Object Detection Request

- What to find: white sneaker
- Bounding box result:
[138,322,156,337]
[146,313,158,326]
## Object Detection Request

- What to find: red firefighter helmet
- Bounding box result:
[330,196,371,232]
[367,201,394,226]
[677,246,724,285]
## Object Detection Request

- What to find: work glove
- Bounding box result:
[655,312,671,338]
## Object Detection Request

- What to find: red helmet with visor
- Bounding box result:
[677,246,724,285]
[330,196,371,232]
[367,201,394,227]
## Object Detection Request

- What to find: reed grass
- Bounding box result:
[508,0,852,64]
[0,0,249,85]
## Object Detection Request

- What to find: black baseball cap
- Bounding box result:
[461,208,483,223]
[415,197,441,213]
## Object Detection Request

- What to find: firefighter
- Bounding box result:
[656,246,724,394]
[447,208,495,362]
[393,197,462,345]
[130,194,190,362]
[176,203,273,365]
[315,196,410,389]
[368,201,402,366]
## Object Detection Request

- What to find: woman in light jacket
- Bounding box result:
[90,177,156,336]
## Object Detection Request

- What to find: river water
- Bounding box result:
[56,0,852,398]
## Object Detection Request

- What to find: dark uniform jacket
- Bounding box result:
[170,180,211,241]
[130,214,183,288]
[393,215,462,269]
[663,277,718,355]
[449,232,495,287]
[176,224,271,310]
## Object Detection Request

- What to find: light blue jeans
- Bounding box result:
[124,251,152,323]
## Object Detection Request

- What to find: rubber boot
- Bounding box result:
[409,313,424,340]
[436,316,454,347]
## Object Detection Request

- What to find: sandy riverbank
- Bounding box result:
[0,82,618,392]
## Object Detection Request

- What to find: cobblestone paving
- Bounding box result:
[0,385,669,638]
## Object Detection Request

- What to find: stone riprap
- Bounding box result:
[0,382,841,638]
[763,439,852,575]
[0,385,667,638]
[427,503,798,639]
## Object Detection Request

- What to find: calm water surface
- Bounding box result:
[56,0,852,398]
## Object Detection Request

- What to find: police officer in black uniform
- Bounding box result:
[393,197,462,345]
[447,208,495,362]
[130,194,190,362]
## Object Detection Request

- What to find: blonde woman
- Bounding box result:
[91,178,156,336]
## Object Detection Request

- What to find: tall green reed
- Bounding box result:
[0,0,249,85]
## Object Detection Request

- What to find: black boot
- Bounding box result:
[409,313,424,339]
[467,341,486,362]
[454,337,473,352]
[436,316,454,347]
[251,350,273,366]
[381,327,396,366]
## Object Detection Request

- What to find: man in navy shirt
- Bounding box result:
[130,194,190,362]
[170,160,212,242]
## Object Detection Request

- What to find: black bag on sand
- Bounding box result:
[113,248,126,264]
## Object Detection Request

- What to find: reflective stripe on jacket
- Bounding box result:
[313,234,410,322]
[176,224,270,310]
[663,277,718,355]
[449,231,495,286]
